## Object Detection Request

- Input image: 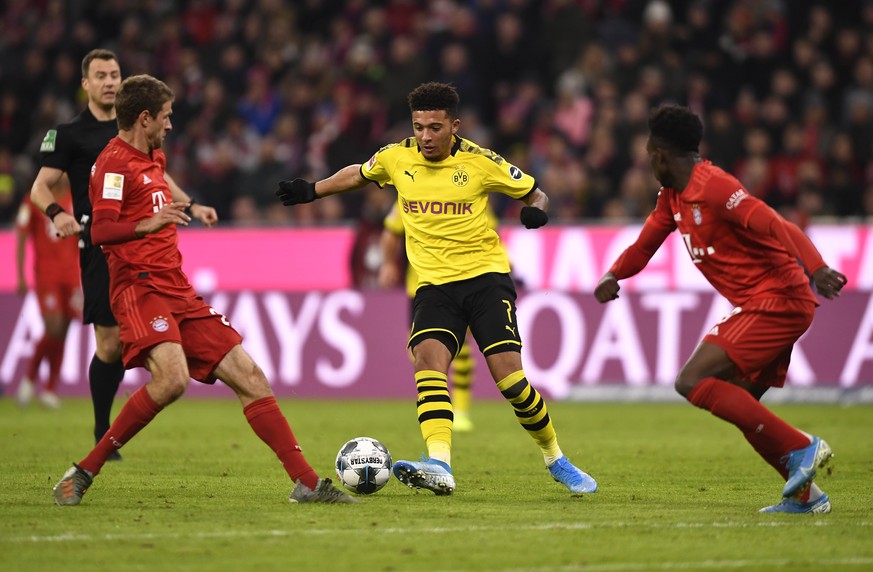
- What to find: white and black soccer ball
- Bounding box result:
[335,437,392,495]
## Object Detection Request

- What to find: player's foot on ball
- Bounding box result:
[53,463,93,506]
[393,458,455,495]
[759,493,831,514]
[783,436,832,498]
[548,456,597,494]
[289,478,358,504]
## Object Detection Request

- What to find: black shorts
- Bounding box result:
[409,272,521,357]
[79,245,117,327]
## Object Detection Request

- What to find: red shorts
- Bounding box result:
[35,280,83,319]
[112,284,243,383]
[703,297,815,388]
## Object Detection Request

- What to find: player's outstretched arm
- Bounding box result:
[277,165,368,206]
[519,188,549,229]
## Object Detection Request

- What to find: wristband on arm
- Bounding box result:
[45,202,66,221]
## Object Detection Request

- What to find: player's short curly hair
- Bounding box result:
[648,104,703,154]
[408,82,459,118]
[115,75,174,130]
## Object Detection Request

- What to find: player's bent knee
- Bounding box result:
[149,375,189,405]
[674,375,697,398]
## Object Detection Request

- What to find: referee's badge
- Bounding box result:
[40,129,57,152]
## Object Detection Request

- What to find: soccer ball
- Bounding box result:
[335,437,392,495]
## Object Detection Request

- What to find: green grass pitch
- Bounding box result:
[1,397,871,571]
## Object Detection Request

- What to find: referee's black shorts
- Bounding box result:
[409,272,521,358]
[79,245,117,327]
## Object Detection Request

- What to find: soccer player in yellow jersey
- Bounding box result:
[277,82,596,495]
[379,200,488,432]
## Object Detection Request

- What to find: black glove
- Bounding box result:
[276,178,318,205]
[78,214,91,250]
[520,206,548,229]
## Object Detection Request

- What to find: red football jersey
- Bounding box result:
[16,192,79,286]
[89,136,195,301]
[623,161,817,307]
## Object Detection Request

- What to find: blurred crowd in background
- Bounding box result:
[1,0,872,228]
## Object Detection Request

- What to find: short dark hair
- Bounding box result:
[81,49,118,78]
[648,104,703,154]
[115,75,174,130]
[408,82,459,118]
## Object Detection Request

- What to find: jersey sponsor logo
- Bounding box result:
[725,189,749,210]
[509,165,523,180]
[152,191,167,213]
[143,174,152,185]
[150,316,169,332]
[673,212,682,221]
[40,129,57,152]
[365,154,377,171]
[102,173,124,200]
[681,232,716,263]
[401,198,472,216]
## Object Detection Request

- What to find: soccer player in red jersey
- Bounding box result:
[15,187,82,408]
[52,75,354,506]
[595,105,847,514]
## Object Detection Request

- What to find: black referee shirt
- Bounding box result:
[38,107,117,220]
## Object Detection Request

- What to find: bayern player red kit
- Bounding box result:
[17,193,82,318]
[89,136,241,379]
[608,161,824,387]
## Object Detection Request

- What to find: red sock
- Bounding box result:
[44,336,66,392]
[26,336,50,381]
[688,378,809,458]
[244,396,318,489]
[743,430,789,479]
[79,386,163,476]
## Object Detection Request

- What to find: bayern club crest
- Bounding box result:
[692,205,702,225]
[150,316,169,332]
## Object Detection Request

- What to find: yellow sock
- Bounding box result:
[416,370,452,465]
[496,370,562,464]
[451,341,474,415]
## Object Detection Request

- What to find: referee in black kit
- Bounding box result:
[29,49,126,458]
[29,49,219,453]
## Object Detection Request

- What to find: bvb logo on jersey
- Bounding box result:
[452,166,469,187]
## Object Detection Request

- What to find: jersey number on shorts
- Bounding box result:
[209,307,231,327]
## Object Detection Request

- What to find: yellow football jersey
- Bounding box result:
[364,135,534,287]
[384,198,499,296]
